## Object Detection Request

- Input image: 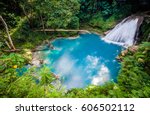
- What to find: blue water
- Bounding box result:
[42,34,123,89]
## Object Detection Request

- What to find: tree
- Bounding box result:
[0,15,16,50]
[79,0,114,21]
[19,0,34,28]
[33,0,80,29]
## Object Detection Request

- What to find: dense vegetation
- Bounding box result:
[0,0,150,98]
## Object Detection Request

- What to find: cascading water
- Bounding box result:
[103,16,143,47]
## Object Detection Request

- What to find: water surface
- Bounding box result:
[42,34,123,89]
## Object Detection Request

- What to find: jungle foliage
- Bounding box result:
[0,0,150,98]
[0,43,149,98]
[0,53,64,98]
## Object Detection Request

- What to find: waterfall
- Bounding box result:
[103,16,143,47]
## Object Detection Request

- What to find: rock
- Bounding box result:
[31,59,41,67]
[39,59,44,64]
[116,56,120,60]
[128,46,139,52]
[104,30,111,35]
[31,51,43,67]
[116,56,122,62]
[121,50,128,56]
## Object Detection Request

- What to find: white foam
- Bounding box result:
[103,18,139,47]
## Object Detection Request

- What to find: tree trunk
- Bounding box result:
[4,40,12,49]
[0,15,16,50]
[40,14,46,34]
[2,49,21,52]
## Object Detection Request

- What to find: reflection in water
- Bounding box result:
[42,34,123,89]
[92,65,110,85]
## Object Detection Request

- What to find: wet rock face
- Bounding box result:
[138,17,150,43]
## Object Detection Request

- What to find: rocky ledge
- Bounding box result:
[116,45,139,61]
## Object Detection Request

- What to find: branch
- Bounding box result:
[2,49,21,52]
[0,15,16,50]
